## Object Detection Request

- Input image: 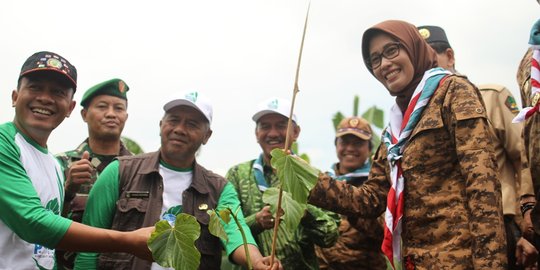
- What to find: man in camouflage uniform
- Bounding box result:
[225,97,338,270]
[417,25,536,269]
[55,78,132,269]
[315,116,386,270]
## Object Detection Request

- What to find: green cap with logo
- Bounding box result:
[80,78,129,107]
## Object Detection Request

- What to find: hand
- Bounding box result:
[521,210,535,242]
[516,237,538,268]
[66,151,96,192]
[255,206,275,230]
[126,226,155,261]
[252,256,283,270]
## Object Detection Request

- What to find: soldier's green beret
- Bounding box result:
[417,25,451,47]
[80,78,129,107]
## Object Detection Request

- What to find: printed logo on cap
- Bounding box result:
[186,92,199,103]
[268,99,279,109]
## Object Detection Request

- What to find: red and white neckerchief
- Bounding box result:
[381,68,450,269]
[513,48,540,123]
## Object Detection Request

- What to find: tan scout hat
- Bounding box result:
[336,116,372,140]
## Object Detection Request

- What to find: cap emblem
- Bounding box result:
[349,118,359,127]
[118,80,126,93]
[419,28,430,40]
[46,58,63,69]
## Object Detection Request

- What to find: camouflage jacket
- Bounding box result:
[309,75,507,270]
[315,167,386,270]
[56,139,132,213]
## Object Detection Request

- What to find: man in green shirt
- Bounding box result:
[0,51,151,270]
[75,92,281,270]
[226,97,339,270]
[56,78,133,269]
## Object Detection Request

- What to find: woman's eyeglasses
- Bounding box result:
[367,42,401,70]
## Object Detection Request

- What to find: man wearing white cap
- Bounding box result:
[75,92,281,270]
[225,97,338,270]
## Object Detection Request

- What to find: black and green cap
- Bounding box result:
[417,25,451,47]
[80,78,129,107]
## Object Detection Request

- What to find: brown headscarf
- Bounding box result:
[361,20,438,95]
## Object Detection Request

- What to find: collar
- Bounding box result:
[137,150,210,195]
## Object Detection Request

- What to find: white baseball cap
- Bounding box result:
[163,91,213,124]
[252,97,297,123]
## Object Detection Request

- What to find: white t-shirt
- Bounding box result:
[150,162,193,270]
[0,122,70,270]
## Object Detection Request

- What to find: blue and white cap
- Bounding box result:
[252,97,297,123]
[163,91,213,124]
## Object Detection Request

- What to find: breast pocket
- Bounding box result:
[114,198,149,232]
[402,112,454,175]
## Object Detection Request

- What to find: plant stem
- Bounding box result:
[269,185,284,267]
[269,2,310,267]
[229,208,253,270]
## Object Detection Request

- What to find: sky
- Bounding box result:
[1,0,538,175]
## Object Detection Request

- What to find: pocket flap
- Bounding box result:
[117,198,148,213]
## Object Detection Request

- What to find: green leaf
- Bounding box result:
[332,112,344,131]
[148,213,201,270]
[270,148,320,204]
[299,153,310,164]
[353,95,359,116]
[291,142,299,154]
[362,106,385,129]
[121,136,144,154]
[219,209,231,224]
[208,210,229,243]
[262,187,306,233]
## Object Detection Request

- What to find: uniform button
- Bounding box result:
[475,108,483,113]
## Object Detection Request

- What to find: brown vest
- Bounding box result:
[97,151,227,270]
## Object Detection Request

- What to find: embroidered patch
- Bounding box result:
[505,96,520,114]
[532,92,540,107]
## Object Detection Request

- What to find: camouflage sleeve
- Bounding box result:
[445,77,507,269]
[517,48,533,108]
[300,204,338,248]
[55,153,69,172]
[308,143,390,218]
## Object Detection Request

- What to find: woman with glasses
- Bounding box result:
[307,20,507,269]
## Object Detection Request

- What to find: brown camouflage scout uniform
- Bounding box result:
[309,75,507,270]
[315,165,386,270]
